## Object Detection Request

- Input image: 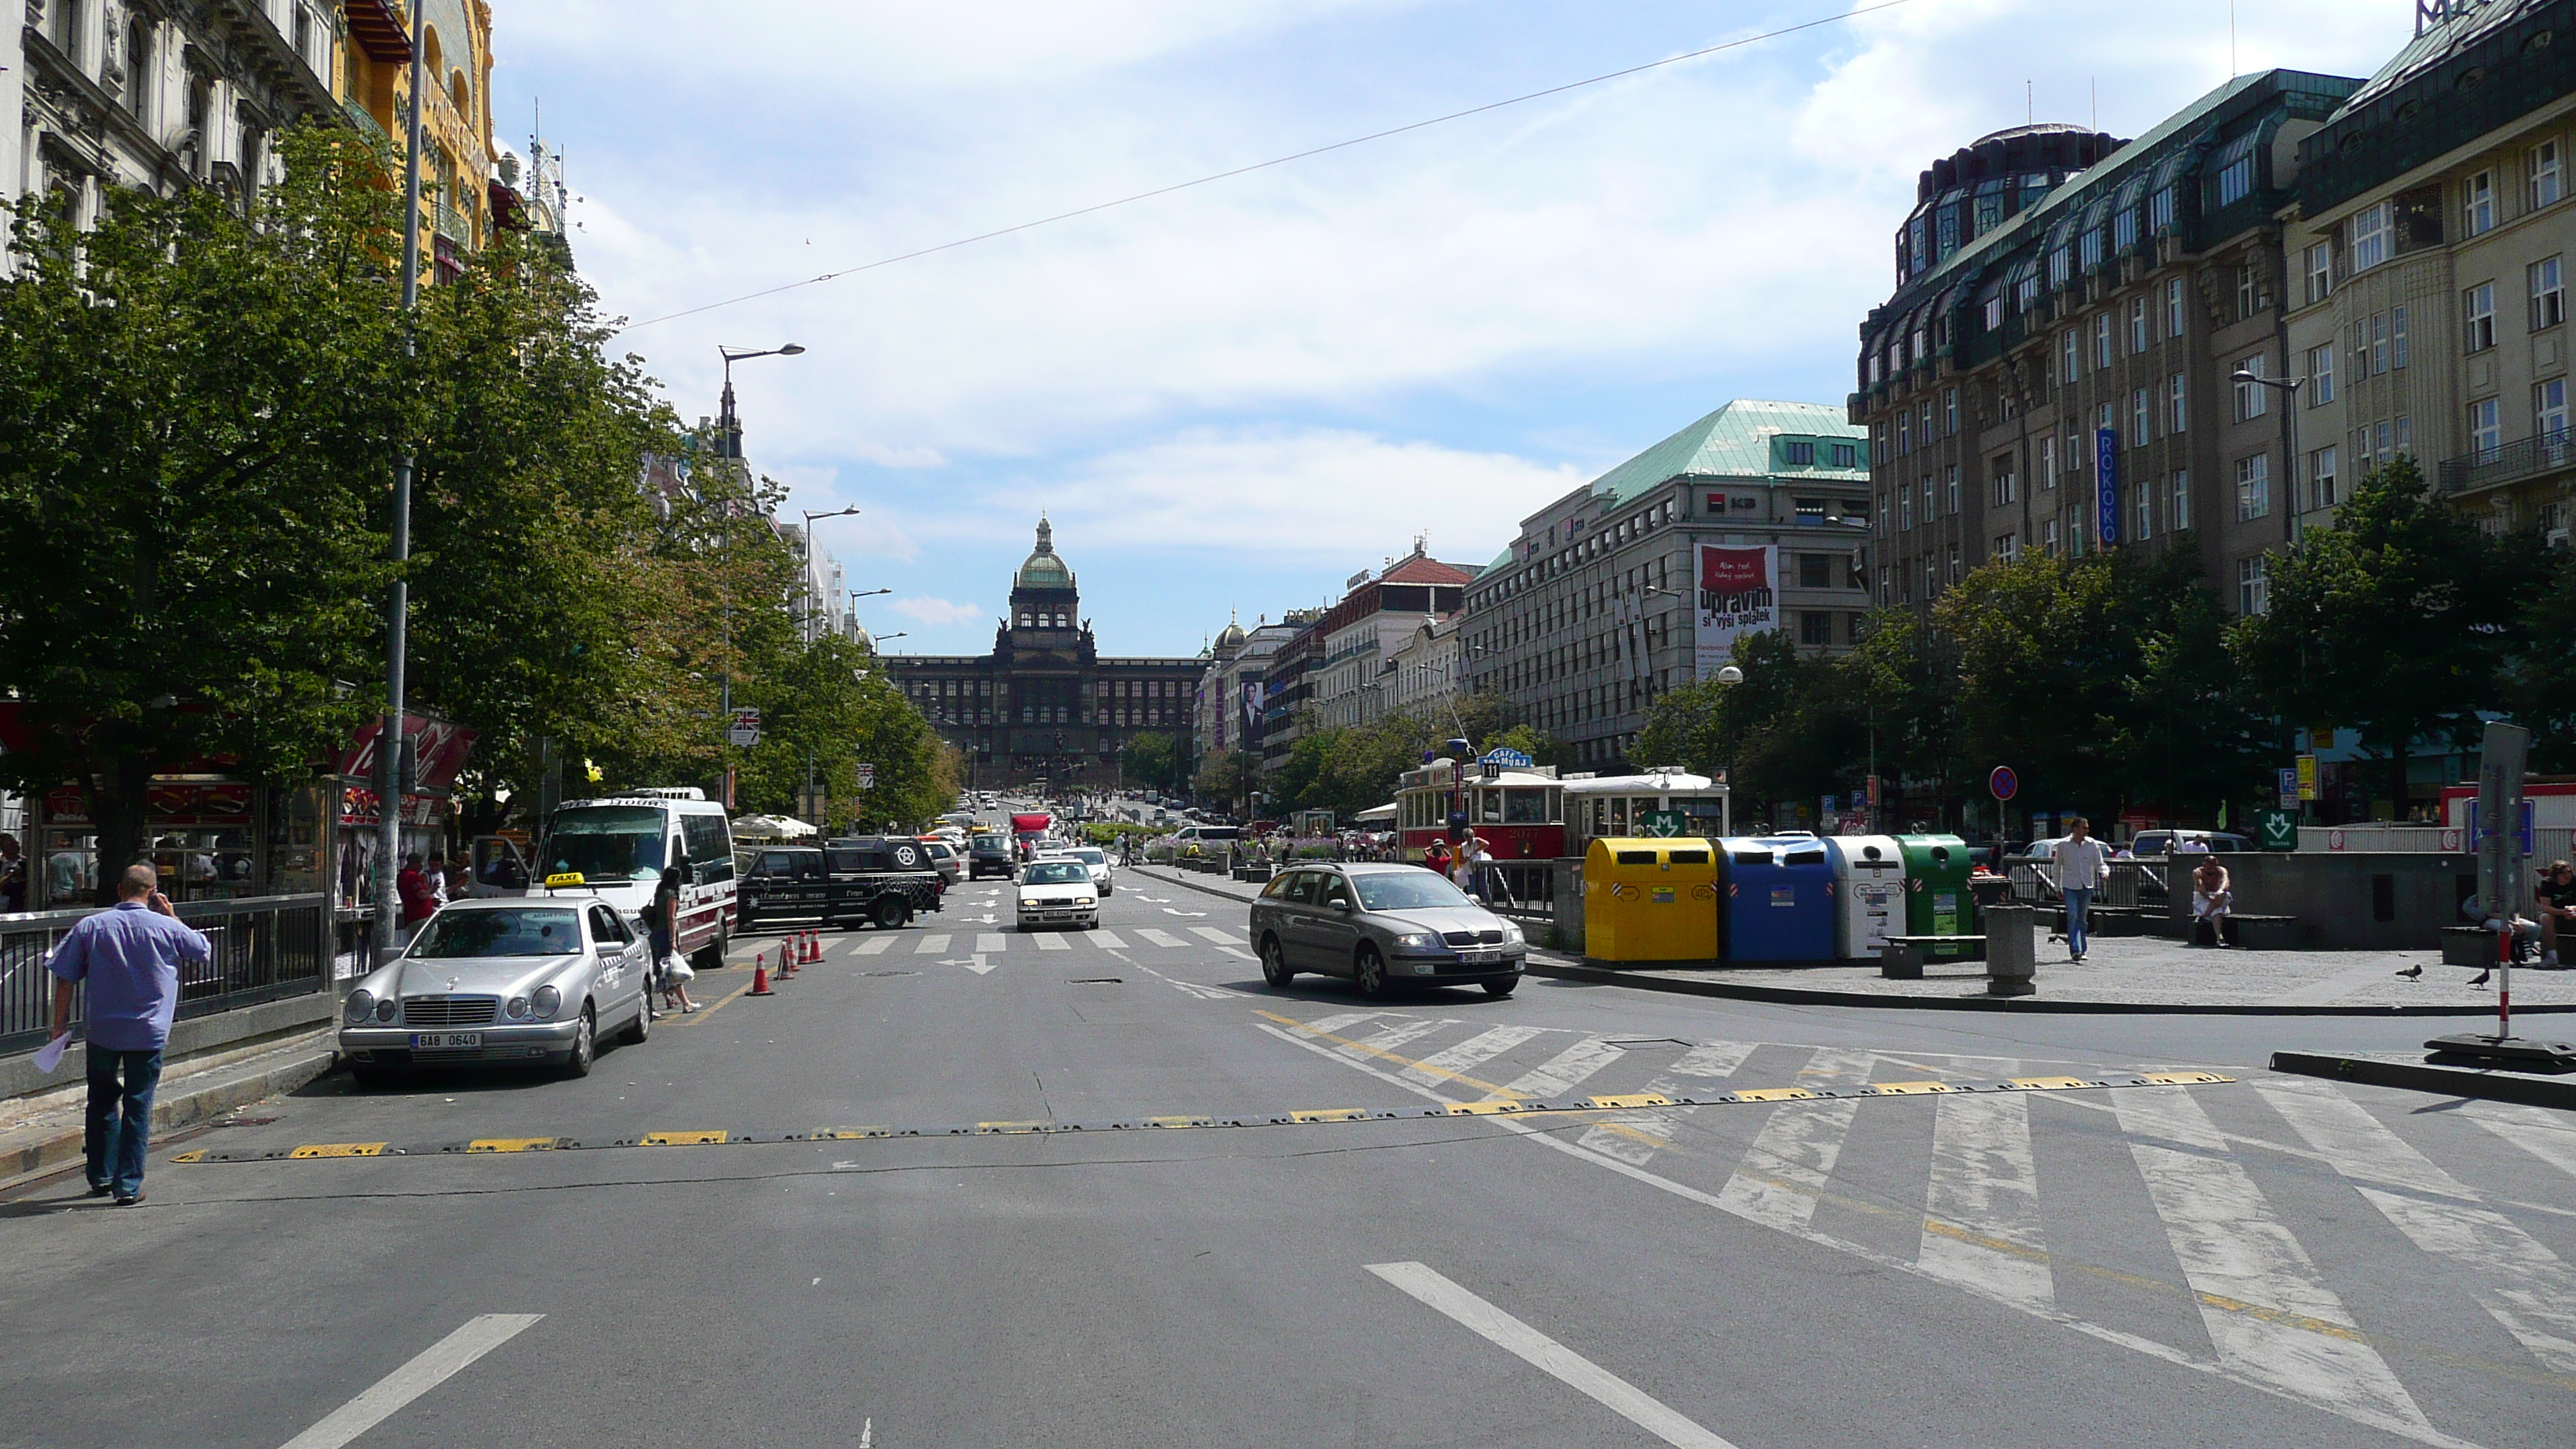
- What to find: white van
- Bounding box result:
[534,789,737,971]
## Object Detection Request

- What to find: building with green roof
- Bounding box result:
[1456,399,1872,776]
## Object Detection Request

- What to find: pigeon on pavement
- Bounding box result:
[2395,964,2423,979]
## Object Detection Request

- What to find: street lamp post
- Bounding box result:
[2232,368,2304,546]
[372,0,430,958]
[797,504,862,642]
[711,343,803,805]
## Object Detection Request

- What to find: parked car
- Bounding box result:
[2128,830,2252,857]
[968,835,1015,879]
[1146,823,1240,862]
[921,839,964,886]
[338,895,652,1084]
[1016,858,1099,930]
[1249,862,1523,999]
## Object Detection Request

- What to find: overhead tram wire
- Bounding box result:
[615,0,1917,334]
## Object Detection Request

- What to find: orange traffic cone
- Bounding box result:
[805,930,821,964]
[779,940,796,978]
[748,954,774,995]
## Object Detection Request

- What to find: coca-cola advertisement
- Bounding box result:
[1693,543,1780,676]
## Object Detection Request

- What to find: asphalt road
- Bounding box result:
[2,842,2570,1448]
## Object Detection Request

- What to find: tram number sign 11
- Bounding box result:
[1988,766,2019,802]
[1639,810,1693,838]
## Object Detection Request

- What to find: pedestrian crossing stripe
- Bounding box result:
[166,1070,2235,1166]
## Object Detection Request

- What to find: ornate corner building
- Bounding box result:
[6,2,505,279]
[882,520,1204,789]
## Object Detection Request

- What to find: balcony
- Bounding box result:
[2437,431,2574,496]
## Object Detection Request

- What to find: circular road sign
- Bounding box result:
[1988,766,2019,801]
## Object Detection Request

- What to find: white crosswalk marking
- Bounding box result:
[2112,1086,2432,1438]
[1090,929,1129,950]
[1136,928,1187,948]
[1187,926,1243,945]
[1714,1049,1876,1234]
[1035,932,1070,951]
[1338,1017,1454,1063]
[853,936,895,956]
[975,933,1006,954]
[1668,1040,1759,1078]
[913,933,951,955]
[2259,1080,2576,1375]
[1301,1011,1385,1036]
[2468,1101,2576,1181]
[1918,1089,2052,1314]
[1401,1026,1547,1091]
[1502,1037,1627,1099]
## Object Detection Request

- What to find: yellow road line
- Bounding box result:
[663,979,755,1027]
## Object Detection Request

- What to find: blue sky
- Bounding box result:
[491,0,2417,659]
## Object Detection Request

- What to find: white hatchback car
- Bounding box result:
[1016,858,1098,930]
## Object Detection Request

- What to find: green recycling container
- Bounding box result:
[1896,834,1975,958]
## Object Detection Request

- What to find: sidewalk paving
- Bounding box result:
[0,1027,337,1193]
[1129,863,2576,1016]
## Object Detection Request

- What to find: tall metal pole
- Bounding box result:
[373,0,429,956]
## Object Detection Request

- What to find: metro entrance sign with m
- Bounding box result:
[2256,809,2298,851]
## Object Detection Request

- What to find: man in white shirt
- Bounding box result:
[2054,817,2114,962]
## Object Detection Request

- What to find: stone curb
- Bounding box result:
[2269,1050,2576,1109]
[1517,958,2576,1016]
[0,1031,339,1193]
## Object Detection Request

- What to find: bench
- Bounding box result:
[1879,934,1985,979]
[2191,913,2297,950]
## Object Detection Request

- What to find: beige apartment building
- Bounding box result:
[2282,0,2576,545]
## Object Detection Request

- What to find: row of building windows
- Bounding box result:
[905,677,1187,699]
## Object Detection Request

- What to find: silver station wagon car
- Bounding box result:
[338,895,653,1085]
[1249,862,1524,998]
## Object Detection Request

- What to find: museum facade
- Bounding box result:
[881,519,1204,789]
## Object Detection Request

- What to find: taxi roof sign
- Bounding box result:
[543,871,588,891]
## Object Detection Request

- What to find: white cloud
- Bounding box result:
[893,596,990,627]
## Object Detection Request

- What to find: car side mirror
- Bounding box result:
[1331,899,1355,914]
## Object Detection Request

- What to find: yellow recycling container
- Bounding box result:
[1582,837,1720,964]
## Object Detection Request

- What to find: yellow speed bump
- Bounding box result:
[1866,1081,1955,1096]
[289,1142,387,1159]
[1586,1094,1674,1109]
[2139,1071,2231,1085]
[641,1130,728,1146]
[1148,1115,1214,1129]
[1290,1108,1368,1123]
[1444,1099,1523,1115]
[1730,1088,1814,1102]
[465,1138,555,1154]
[974,1121,1050,1134]
[2008,1076,2097,1091]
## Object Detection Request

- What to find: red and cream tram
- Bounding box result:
[1562,768,1732,853]
[1393,759,1565,862]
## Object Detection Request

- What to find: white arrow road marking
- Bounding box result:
[1161,908,1208,918]
[1367,1264,1738,1449]
[279,1314,543,1449]
[940,955,999,975]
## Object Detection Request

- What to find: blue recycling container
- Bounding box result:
[1718,835,1837,964]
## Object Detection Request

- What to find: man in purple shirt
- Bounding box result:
[47,864,211,1205]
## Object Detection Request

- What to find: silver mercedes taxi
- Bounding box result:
[337,892,653,1086]
[1249,862,1524,998]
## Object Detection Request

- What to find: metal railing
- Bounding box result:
[2437,431,2574,495]
[2005,858,2150,909]
[1475,862,1557,916]
[2297,824,2576,860]
[2,894,333,1057]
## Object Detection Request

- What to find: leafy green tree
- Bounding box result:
[1120,731,1190,795]
[2510,545,2576,772]
[2229,458,2540,810]
[0,128,415,890]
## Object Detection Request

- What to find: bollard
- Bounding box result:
[1984,905,2037,997]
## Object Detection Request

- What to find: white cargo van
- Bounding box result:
[534,789,737,971]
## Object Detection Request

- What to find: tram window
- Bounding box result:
[1478,787,1502,821]
[1615,850,1657,865]
[1504,789,1550,824]
[1668,849,1710,864]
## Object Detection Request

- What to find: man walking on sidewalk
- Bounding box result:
[46,864,211,1206]
[2055,817,2112,963]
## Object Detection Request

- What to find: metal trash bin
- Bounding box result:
[1580,838,1720,964]
[1718,835,1836,965]
[1896,834,1976,961]
[1827,834,1906,961]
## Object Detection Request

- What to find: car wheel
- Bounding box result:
[561,1005,596,1078]
[1352,944,1389,999]
[1482,978,1518,999]
[874,896,907,930]
[1259,935,1295,988]
[621,996,650,1044]
[691,929,728,975]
